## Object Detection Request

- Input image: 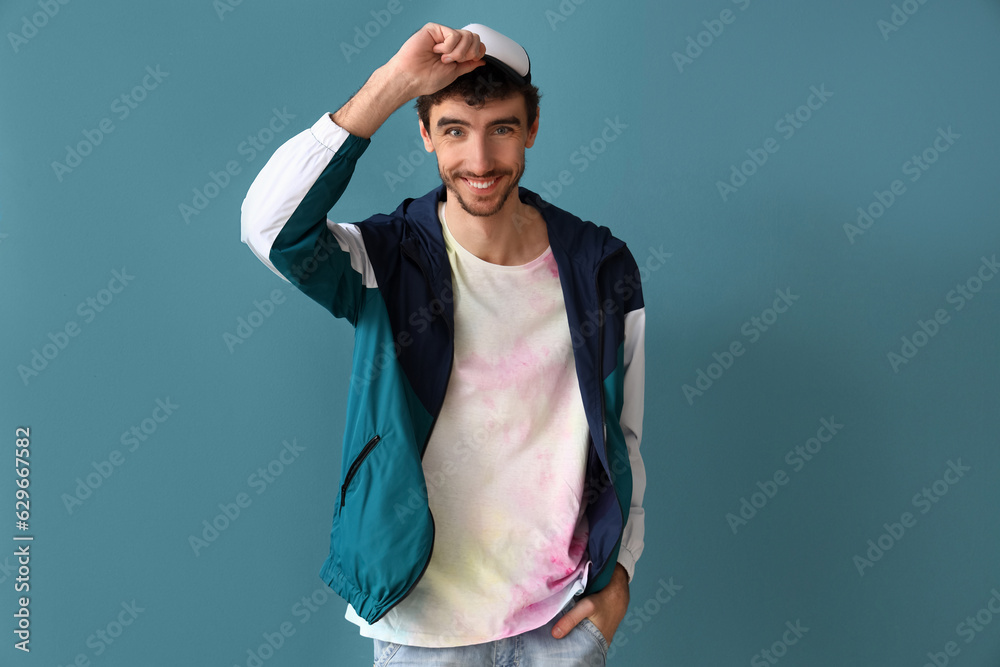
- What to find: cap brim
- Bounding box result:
[483,54,531,85]
[461,23,531,85]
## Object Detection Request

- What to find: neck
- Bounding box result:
[443,190,548,266]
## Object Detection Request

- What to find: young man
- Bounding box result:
[241,22,646,665]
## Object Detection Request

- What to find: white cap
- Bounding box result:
[461,23,531,84]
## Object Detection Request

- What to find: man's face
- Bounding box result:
[420,93,539,218]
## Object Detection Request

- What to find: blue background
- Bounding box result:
[2,0,999,665]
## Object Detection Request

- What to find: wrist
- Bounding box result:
[331,66,413,140]
[378,60,417,104]
[611,563,630,590]
[369,63,410,106]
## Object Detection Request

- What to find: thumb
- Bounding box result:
[451,58,486,78]
[552,599,592,639]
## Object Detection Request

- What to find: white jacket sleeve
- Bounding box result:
[241,113,378,322]
[617,306,646,582]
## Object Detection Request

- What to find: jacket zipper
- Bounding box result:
[340,435,380,508]
[370,240,451,620]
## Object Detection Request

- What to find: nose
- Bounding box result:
[465,133,494,176]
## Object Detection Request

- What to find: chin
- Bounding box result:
[444,172,523,218]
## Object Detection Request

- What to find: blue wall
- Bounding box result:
[2,0,999,664]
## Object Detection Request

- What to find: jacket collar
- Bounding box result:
[397,184,624,284]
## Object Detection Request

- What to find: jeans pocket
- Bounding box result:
[373,639,401,666]
[578,617,610,656]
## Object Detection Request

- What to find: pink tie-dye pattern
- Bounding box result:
[447,331,590,634]
[544,250,559,278]
[347,207,592,647]
[501,516,590,634]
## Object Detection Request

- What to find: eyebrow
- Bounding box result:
[436,115,522,129]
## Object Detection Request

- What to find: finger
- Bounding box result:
[432,27,456,50]
[462,35,484,62]
[451,42,484,66]
[442,30,471,58]
[452,59,485,78]
[551,612,581,638]
[552,599,592,638]
[444,32,479,63]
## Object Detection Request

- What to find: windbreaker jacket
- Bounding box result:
[241,113,646,625]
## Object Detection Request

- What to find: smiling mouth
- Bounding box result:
[461,176,500,192]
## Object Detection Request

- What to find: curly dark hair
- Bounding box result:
[414,61,541,132]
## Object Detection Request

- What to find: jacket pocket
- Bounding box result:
[341,435,381,507]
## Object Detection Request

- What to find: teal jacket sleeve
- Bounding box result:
[241,113,375,324]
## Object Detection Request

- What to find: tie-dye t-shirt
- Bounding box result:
[344,201,592,647]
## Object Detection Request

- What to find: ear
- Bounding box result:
[419,117,435,152]
[524,106,540,149]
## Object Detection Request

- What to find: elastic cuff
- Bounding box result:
[310,113,371,159]
[617,547,638,583]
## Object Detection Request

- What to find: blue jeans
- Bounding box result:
[372,598,608,666]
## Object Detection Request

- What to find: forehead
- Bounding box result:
[429,93,528,125]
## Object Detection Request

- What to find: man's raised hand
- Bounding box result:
[387,23,487,99]
[330,23,485,139]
